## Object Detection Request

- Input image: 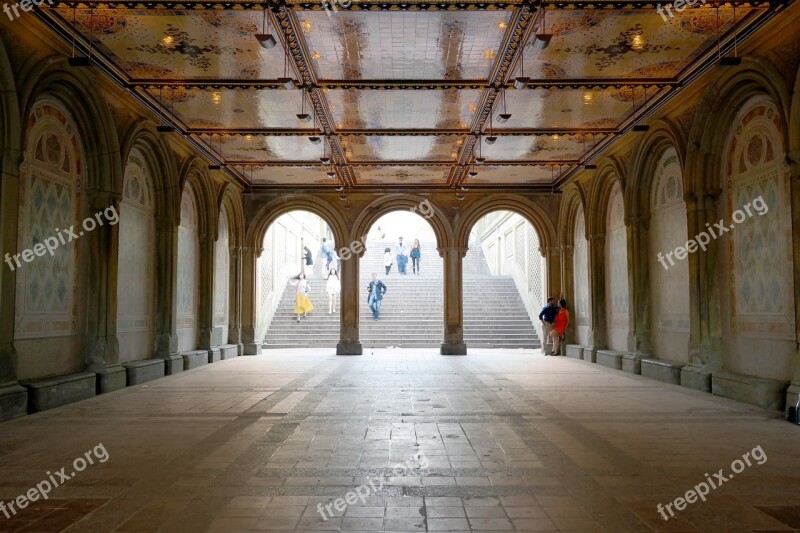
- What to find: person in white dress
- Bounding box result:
[326,267,341,314]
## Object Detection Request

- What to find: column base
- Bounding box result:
[91,364,127,394]
[0,382,28,421]
[243,343,262,356]
[337,341,363,355]
[440,342,467,355]
[680,365,712,392]
[160,354,185,375]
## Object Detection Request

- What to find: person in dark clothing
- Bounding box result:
[367,273,387,320]
[538,297,559,355]
[304,246,313,266]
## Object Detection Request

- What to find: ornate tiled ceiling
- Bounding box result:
[40,0,779,189]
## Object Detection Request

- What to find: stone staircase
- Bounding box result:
[262,240,540,349]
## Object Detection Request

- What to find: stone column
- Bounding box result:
[337,243,362,355]
[544,246,561,298]
[560,245,574,348]
[682,188,722,391]
[627,215,651,356]
[197,232,216,352]
[586,233,607,360]
[154,215,182,373]
[0,147,27,420]
[785,150,800,412]
[241,246,262,355]
[84,191,126,393]
[228,245,244,355]
[440,245,467,355]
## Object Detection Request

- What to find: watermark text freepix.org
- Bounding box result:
[1,443,109,519]
[4,205,119,272]
[656,444,766,521]
[657,195,768,271]
[656,0,706,22]
[3,0,54,22]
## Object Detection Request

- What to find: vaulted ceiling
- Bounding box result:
[40,0,779,190]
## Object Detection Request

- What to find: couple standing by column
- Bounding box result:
[539,297,570,355]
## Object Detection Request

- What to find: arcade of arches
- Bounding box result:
[0,2,800,530]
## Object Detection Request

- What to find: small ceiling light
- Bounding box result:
[498,21,507,29]
[255,3,276,49]
[301,20,312,32]
[208,164,221,170]
[631,34,645,52]
[308,136,321,144]
[514,47,529,89]
[296,90,312,122]
[312,50,321,60]
[484,49,495,60]
[551,134,559,140]
[496,89,512,123]
[485,136,497,145]
[533,2,552,51]
[633,124,650,132]
[156,125,174,133]
[212,92,222,105]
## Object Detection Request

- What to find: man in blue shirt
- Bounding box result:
[538,297,559,355]
[367,273,387,320]
[395,237,408,275]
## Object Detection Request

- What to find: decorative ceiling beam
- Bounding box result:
[129,79,679,90]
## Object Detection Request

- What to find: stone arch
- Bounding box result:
[351,195,451,255]
[218,184,245,248]
[0,38,21,174]
[557,183,588,246]
[178,158,216,241]
[246,195,347,253]
[686,58,790,194]
[119,120,179,220]
[17,58,122,195]
[586,156,626,236]
[454,194,555,254]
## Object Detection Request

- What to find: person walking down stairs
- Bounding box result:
[410,239,421,275]
[395,237,408,275]
[384,247,393,275]
[326,267,340,314]
[367,273,387,320]
[294,273,313,323]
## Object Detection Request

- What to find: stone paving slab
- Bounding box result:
[0,348,798,532]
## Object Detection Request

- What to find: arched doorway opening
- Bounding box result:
[258,210,336,349]
[358,210,444,350]
[465,210,546,349]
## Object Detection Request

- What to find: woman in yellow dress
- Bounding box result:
[294,272,313,322]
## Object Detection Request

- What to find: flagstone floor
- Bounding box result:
[0,349,799,532]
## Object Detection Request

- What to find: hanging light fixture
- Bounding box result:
[277,39,296,90]
[496,88,512,123]
[308,112,321,144]
[320,137,330,164]
[476,135,485,164]
[255,2,277,49]
[533,0,552,51]
[632,86,650,132]
[156,87,175,133]
[485,113,497,144]
[720,5,742,66]
[296,89,312,122]
[68,6,91,66]
[514,47,530,90]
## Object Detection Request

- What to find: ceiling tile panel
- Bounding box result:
[326,89,481,130]
[149,88,314,130]
[344,135,462,162]
[354,165,450,185]
[479,134,609,161]
[299,11,512,80]
[220,135,326,162]
[58,9,287,79]
[517,7,759,79]
[252,165,334,185]
[468,165,554,185]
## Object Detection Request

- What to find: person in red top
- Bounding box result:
[549,299,569,356]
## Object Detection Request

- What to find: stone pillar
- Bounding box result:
[337,245,362,355]
[560,245,574,348]
[228,245,244,355]
[197,232,215,350]
[440,245,467,355]
[84,191,125,393]
[544,246,561,298]
[628,215,651,356]
[785,150,800,412]
[241,246,262,355]
[0,147,27,420]
[154,215,182,373]
[586,233,607,354]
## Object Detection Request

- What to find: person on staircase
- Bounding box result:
[321,238,334,272]
[395,237,408,275]
[294,272,313,323]
[303,246,313,276]
[384,247,393,275]
[367,273,387,320]
[410,239,421,275]
[539,297,558,355]
[326,267,340,314]
[549,299,570,356]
